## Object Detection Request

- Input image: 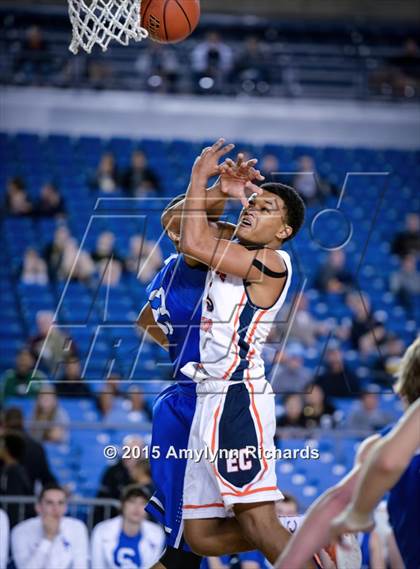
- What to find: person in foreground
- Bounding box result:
[274,337,420,569]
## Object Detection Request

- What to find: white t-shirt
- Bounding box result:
[91,515,165,569]
[0,509,9,569]
[11,516,89,569]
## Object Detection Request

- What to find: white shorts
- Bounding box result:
[183,378,283,519]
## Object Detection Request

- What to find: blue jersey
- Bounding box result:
[381,424,420,569]
[145,254,207,550]
[147,254,207,384]
[113,531,142,568]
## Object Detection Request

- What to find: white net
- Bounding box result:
[68,0,148,54]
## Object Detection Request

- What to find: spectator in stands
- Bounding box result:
[29,310,76,374]
[11,483,89,569]
[58,237,96,283]
[260,154,286,184]
[21,248,49,285]
[4,177,33,216]
[373,334,405,386]
[346,292,387,355]
[122,150,160,197]
[90,152,120,193]
[2,407,56,492]
[87,59,114,90]
[55,356,92,398]
[276,493,299,517]
[94,435,145,523]
[390,253,420,315]
[125,234,162,283]
[135,42,181,93]
[131,459,152,490]
[315,250,355,294]
[279,293,330,347]
[372,38,420,98]
[293,155,331,204]
[192,32,233,92]
[315,344,360,398]
[269,344,312,394]
[44,225,71,280]
[0,348,46,402]
[31,385,69,444]
[91,484,164,568]
[0,431,33,526]
[92,231,124,287]
[391,212,420,258]
[234,35,270,93]
[303,384,337,429]
[346,386,394,431]
[276,394,307,429]
[97,375,124,421]
[0,508,9,569]
[15,26,50,84]
[126,386,151,423]
[35,183,66,218]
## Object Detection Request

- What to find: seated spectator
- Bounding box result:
[92,231,124,286]
[44,225,71,279]
[346,387,394,431]
[0,508,9,569]
[125,386,150,423]
[89,152,120,193]
[371,38,420,98]
[276,493,299,517]
[346,292,387,355]
[21,248,49,285]
[135,42,180,93]
[391,213,420,258]
[122,150,160,196]
[35,183,66,218]
[192,32,233,91]
[373,334,405,386]
[5,177,33,216]
[15,26,50,83]
[293,155,331,204]
[58,238,95,283]
[260,154,286,184]
[125,234,162,283]
[11,484,89,569]
[234,35,270,93]
[269,344,312,394]
[94,435,145,524]
[315,250,355,294]
[279,293,330,347]
[303,384,337,428]
[87,59,114,90]
[2,407,56,492]
[0,348,46,402]
[97,375,124,421]
[31,385,69,444]
[29,310,77,374]
[390,253,420,314]
[0,431,33,526]
[130,459,152,490]
[55,356,92,398]
[276,394,307,429]
[315,345,360,398]
[91,484,164,568]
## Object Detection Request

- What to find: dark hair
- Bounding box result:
[260,183,305,242]
[2,431,26,461]
[38,483,67,502]
[4,407,24,431]
[120,484,149,504]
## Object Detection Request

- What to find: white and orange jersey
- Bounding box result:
[181,249,292,382]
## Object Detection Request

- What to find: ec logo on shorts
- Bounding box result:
[226,448,253,473]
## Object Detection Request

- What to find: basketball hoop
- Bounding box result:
[68,0,148,54]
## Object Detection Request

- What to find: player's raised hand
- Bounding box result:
[329,506,375,547]
[219,153,265,208]
[191,138,235,184]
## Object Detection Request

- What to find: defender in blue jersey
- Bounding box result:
[276,338,420,569]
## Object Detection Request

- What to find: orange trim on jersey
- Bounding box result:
[222,292,247,380]
[221,485,278,497]
[183,502,224,509]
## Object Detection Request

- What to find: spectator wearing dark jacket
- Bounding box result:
[315,346,360,398]
[122,150,160,196]
[55,357,92,398]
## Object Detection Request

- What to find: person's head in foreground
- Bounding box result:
[236,182,305,248]
[120,484,148,528]
[394,336,420,406]
[276,493,299,517]
[36,483,68,521]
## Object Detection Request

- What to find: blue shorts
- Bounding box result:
[145,382,197,550]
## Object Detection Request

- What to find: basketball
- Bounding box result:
[141,0,201,43]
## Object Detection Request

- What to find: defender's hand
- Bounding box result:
[329,507,374,546]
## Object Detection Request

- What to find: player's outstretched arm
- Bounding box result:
[330,398,420,543]
[274,434,380,569]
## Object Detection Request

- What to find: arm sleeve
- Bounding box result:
[90,525,107,569]
[72,523,89,569]
[0,511,9,569]
[12,527,52,569]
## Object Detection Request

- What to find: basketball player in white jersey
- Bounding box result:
[172,139,316,566]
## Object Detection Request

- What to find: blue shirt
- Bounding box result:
[113,531,142,568]
[147,254,207,384]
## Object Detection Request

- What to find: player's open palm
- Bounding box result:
[219,152,264,207]
[192,138,235,184]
